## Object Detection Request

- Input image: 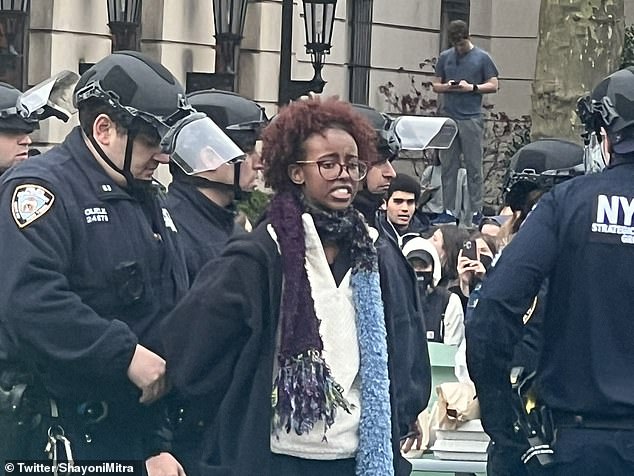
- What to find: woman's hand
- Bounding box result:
[457,250,486,296]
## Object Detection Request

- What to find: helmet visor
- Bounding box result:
[166,114,246,174]
[394,116,458,150]
[18,70,79,123]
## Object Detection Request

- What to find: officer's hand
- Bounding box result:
[127,344,169,404]
[400,420,423,453]
[146,452,186,476]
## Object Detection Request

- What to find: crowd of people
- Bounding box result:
[0,17,633,476]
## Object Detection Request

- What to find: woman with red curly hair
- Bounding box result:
[162,97,424,476]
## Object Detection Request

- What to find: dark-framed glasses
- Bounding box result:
[295,159,368,182]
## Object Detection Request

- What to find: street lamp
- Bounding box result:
[0,0,30,89]
[278,0,337,105]
[187,0,249,93]
[106,0,142,52]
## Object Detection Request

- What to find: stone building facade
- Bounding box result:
[2,0,633,202]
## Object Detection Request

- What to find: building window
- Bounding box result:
[0,1,29,90]
[439,0,470,52]
[348,0,373,104]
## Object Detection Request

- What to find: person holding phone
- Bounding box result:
[456,233,497,309]
[432,20,499,227]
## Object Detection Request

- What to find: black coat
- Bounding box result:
[467,158,634,441]
[166,180,240,282]
[0,127,188,457]
[375,210,430,250]
[162,219,430,476]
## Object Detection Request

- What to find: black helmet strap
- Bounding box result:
[86,131,126,181]
[233,161,242,201]
[122,123,139,188]
[85,118,144,191]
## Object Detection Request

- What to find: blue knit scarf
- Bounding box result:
[269,191,393,475]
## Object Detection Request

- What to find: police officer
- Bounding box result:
[466,67,634,475]
[0,82,35,174]
[167,89,268,282]
[0,51,236,472]
[472,138,583,475]
[350,104,398,226]
[346,104,431,467]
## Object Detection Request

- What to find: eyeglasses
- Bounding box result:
[295,159,368,182]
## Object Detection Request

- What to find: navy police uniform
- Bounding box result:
[165,180,242,476]
[466,156,634,474]
[166,180,241,283]
[0,127,188,459]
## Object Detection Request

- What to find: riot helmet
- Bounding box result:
[350,104,458,161]
[187,89,268,152]
[351,103,400,160]
[74,51,242,187]
[0,71,79,135]
[74,51,193,135]
[173,89,266,198]
[577,67,634,155]
[0,82,37,133]
[504,138,584,211]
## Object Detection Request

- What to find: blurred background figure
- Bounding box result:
[456,232,497,313]
[478,214,511,238]
[432,19,499,227]
[0,82,34,175]
[428,224,471,292]
[403,236,464,345]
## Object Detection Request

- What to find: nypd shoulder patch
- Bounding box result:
[11,184,55,229]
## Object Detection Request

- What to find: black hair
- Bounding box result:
[439,225,471,282]
[78,97,127,136]
[448,20,469,44]
[387,173,421,203]
[469,231,499,257]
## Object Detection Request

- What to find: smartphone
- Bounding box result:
[448,80,459,86]
[462,239,479,261]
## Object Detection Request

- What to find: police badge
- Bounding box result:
[11,184,55,228]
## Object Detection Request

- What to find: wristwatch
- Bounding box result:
[472,84,479,92]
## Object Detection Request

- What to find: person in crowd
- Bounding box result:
[403,237,464,345]
[0,82,34,174]
[161,97,429,476]
[0,51,231,473]
[467,67,634,475]
[432,19,499,226]
[478,214,510,238]
[376,173,430,249]
[429,224,471,290]
[167,89,268,283]
[455,231,497,311]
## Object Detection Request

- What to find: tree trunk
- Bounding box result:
[531,0,625,142]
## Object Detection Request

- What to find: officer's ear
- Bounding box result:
[92,114,118,146]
